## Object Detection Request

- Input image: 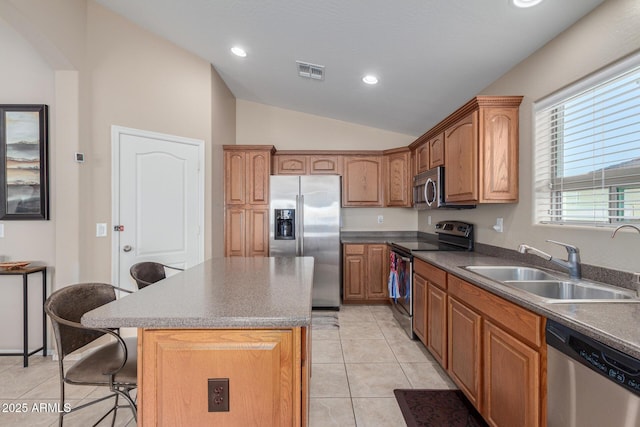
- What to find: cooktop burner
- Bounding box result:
[390,221,474,253]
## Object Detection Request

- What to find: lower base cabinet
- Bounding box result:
[138,328,309,426]
[483,320,540,427]
[343,244,389,303]
[448,297,482,408]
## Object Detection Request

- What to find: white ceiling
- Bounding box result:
[96,0,605,137]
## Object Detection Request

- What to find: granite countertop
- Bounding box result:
[82,257,315,329]
[413,251,640,359]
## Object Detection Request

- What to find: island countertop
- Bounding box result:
[82,257,315,329]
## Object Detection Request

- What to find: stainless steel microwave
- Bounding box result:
[413,167,476,210]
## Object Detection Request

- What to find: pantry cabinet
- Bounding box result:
[343,243,389,303]
[223,145,274,257]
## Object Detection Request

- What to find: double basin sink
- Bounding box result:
[463,265,637,303]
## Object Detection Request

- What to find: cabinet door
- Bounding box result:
[413,273,428,344]
[225,151,246,205]
[366,244,389,300]
[342,156,383,206]
[384,151,411,207]
[275,155,308,175]
[448,297,482,408]
[427,284,447,368]
[416,143,430,174]
[225,208,245,256]
[429,133,445,168]
[483,320,540,427]
[445,112,478,203]
[309,155,341,175]
[247,151,271,205]
[343,245,366,301]
[480,107,519,202]
[246,208,269,257]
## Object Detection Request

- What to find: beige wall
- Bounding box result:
[236,99,419,230]
[84,2,214,280]
[419,0,640,272]
[0,1,235,351]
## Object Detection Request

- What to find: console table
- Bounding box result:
[0,265,47,367]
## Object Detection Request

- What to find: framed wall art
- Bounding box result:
[0,104,49,220]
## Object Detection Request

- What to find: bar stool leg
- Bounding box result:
[42,270,47,357]
[23,273,28,367]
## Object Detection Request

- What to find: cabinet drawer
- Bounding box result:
[448,274,543,348]
[414,259,447,289]
[344,244,366,255]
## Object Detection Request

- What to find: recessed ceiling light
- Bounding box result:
[511,0,544,8]
[230,46,247,57]
[362,75,378,85]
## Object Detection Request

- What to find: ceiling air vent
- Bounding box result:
[296,61,325,81]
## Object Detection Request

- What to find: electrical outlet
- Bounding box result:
[377,215,384,224]
[0,223,4,238]
[208,378,229,412]
[427,215,432,225]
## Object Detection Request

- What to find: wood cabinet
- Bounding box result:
[139,328,308,427]
[429,133,445,168]
[415,142,430,174]
[409,96,522,205]
[427,283,447,367]
[343,243,389,303]
[223,146,274,257]
[413,259,448,365]
[484,320,540,427]
[383,148,411,207]
[342,156,383,207]
[273,152,342,175]
[447,273,544,427]
[413,272,427,343]
[444,97,522,204]
[448,296,482,408]
[274,154,308,175]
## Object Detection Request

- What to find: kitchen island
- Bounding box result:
[82,257,315,427]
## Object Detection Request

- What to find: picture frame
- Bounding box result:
[0,104,49,220]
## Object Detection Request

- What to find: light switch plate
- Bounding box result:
[0,223,4,238]
[96,223,107,237]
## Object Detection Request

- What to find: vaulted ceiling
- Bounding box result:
[97,0,605,136]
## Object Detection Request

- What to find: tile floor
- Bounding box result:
[309,304,457,427]
[0,304,456,426]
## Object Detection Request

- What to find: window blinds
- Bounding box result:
[534,53,640,226]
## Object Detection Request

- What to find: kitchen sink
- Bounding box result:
[463,265,638,303]
[463,265,558,282]
[503,280,636,302]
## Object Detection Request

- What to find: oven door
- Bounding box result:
[390,249,414,338]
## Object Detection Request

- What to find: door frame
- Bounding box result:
[110,125,205,285]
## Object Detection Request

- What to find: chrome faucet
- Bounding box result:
[518,240,582,279]
[611,224,640,238]
[611,225,640,297]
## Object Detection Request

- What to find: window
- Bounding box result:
[534,53,640,226]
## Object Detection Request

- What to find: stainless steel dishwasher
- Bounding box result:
[546,320,640,427]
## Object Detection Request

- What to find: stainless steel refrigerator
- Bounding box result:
[269,175,341,309]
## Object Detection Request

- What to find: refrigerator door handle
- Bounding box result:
[300,194,304,256]
[295,195,300,256]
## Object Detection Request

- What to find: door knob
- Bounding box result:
[123,245,132,252]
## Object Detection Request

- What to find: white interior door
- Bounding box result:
[112,126,204,290]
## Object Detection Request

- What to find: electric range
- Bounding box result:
[388,221,474,338]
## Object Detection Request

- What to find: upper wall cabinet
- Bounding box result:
[410,96,522,205]
[384,148,411,207]
[273,152,342,175]
[342,155,383,207]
